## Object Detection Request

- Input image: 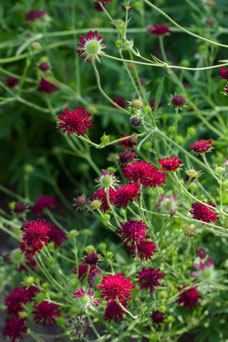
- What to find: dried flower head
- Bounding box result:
[85,251,99,265]
[58,107,92,136]
[130,116,142,127]
[76,31,105,63]
[195,247,207,260]
[75,195,87,208]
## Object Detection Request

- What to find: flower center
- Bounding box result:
[85,40,100,56]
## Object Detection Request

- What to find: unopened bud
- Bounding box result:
[132,99,143,109]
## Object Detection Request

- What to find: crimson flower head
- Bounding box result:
[114,183,140,208]
[130,239,157,260]
[47,225,67,248]
[37,78,57,93]
[5,286,39,315]
[105,300,127,322]
[190,139,212,153]
[137,268,165,292]
[118,134,137,148]
[92,187,117,212]
[32,195,57,214]
[171,95,186,107]
[116,219,148,249]
[20,219,51,256]
[57,107,92,136]
[111,98,126,109]
[148,24,171,36]
[32,301,61,325]
[98,273,135,302]
[189,202,219,224]
[159,157,182,171]
[76,31,105,63]
[195,247,207,260]
[178,287,200,308]
[150,98,162,111]
[25,10,47,21]
[13,203,27,214]
[219,67,228,80]
[3,317,27,342]
[151,310,164,324]
[6,77,19,88]
[38,62,50,72]
[85,251,99,265]
[119,150,137,164]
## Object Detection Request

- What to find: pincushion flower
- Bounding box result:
[5,286,39,315]
[130,239,157,260]
[73,289,100,307]
[25,10,47,21]
[219,67,228,80]
[171,95,186,107]
[6,77,19,88]
[47,225,67,248]
[119,150,137,164]
[85,251,99,265]
[114,183,140,208]
[57,107,92,136]
[76,30,105,63]
[189,202,219,224]
[33,302,61,325]
[32,195,57,214]
[118,134,137,148]
[20,219,51,256]
[159,157,182,171]
[92,187,117,211]
[98,273,135,302]
[195,247,207,260]
[190,139,212,153]
[151,310,164,324]
[178,287,200,308]
[13,203,27,214]
[137,268,165,292]
[116,219,148,249]
[38,62,50,72]
[37,78,57,93]
[105,300,127,322]
[148,24,171,36]
[3,317,27,342]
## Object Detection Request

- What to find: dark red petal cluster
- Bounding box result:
[130,239,156,260]
[123,160,166,188]
[118,134,137,148]
[38,62,50,72]
[92,187,117,212]
[150,98,162,111]
[5,286,39,315]
[85,251,99,265]
[119,150,137,164]
[159,157,182,171]
[116,219,148,249]
[189,202,219,224]
[171,95,186,107]
[98,273,135,302]
[105,300,127,322]
[37,78,57,93]
[25,10,47,21]
[148,24,171,36]
[47,226,67,248]
[219,67,228,80]
[151,310,164,324]
[57,107,92,136]
[111,98,126,109]
[6,77,19,88]
[32,195,57,214]
[3,317,27,342]
[20,219,51,256]
[195,247,207,260]
[190,139,212,153]
[74,264,100,284]
[178,287,200,308]
[32,301,61,325]
[114,183,140,208]
[13,203,27,214]
[137,268,165,292]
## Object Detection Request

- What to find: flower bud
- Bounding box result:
[24,276,34,287]
[215,166,225,174]
[132,99,143,110]
[115,39,123,48]
[19,311,27,319]
[205,0,215,7]
[130,116,142,127]
[90,200,102,210]
[68,230,79,238]
[75,195,87,209]
[114,19,125,34]
[123,40,134,51]
[11,249,24,265]
[85,245,95,253]
[32,42,42,50]
[205,18,216,26]
[186,169,199,178]
[24,164,34,174]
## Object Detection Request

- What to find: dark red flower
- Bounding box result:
[178,287,200,308]
[5,286,29,315]
[189,202,219,224]
[32,195,57,214]
[57,107,92,136]
[32,301,61,325]
[6,77,19,88]
[185,168,198,182]
[130,239,156,260]
[20,219,51,256]
[92,187,117,212]
[75,195,87,208]
[38,62,50,72]
[148,24,171,36]
[47,226,67,248]
[190,139,212,153]
[3,317,27,342]
[25,10,47,21]
[37,78,57,93]
[105,300,127,322]
[159,157,182,171]
[119,150,137,164]
[118,134,137,148]
[13,203,27,214]
[94,2,105,11]
[137,268,165,292]
[195,247,207,260]
[150,98,162,111]
[111,98,126,109]
[85,251,99,265]
[114,183,140,208]
[151,310,164,324]
[97,0,112,3]
[98,273,135,302]
[26,285,40,301]
[171,95,186,107]
[116,219,148,249]
[76,31,105,63]
[123,160,166,188]
[219,67,228,80]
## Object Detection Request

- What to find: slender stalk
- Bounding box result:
[117,300,138,319]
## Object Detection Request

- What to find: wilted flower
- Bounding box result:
[76,31,105,63]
